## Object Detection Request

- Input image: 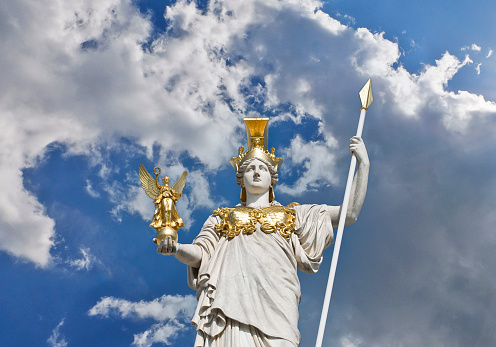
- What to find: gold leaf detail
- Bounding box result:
[213,204,297,241]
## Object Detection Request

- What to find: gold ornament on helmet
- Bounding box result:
[229,117,282,172]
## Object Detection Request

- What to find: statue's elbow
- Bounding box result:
[345,212,358,226]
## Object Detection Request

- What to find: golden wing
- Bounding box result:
[139,165,161,199]
[171,171,187,194]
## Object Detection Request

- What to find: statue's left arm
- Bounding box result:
[329,136,369,228]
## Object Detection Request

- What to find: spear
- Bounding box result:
[315,79,373,347]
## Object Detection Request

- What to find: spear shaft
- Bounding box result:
[315,79,373,347]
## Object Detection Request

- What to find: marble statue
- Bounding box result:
[156,118,369,346]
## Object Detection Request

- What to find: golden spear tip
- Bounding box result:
[359,78,373,110]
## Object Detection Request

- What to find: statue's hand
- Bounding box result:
[157,237,177,255]
[350,136,369,166]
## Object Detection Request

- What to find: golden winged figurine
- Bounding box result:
[138,165,187,245]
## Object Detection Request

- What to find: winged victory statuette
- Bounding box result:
[138,165,187,245]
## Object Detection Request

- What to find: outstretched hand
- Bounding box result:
[350,136,369,166]
[157,237,177,255]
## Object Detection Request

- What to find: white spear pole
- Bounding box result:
[315,79,373,347]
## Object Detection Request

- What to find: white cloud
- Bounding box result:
[1,0,496,345]
[487,49,493,58]
[339,335,363,347]
[336,13,356,26]
[0,0,244,266]
[0,0,151,267]
[89,294,197,346]
[68,247,97,271]
[461,43,481,52]
[278,134,339,196]
[47,319,68,347]
[132,321,187,347]
[89,294,196,321]
[123,185,154,223]
[352,29,400,77]
[0,0,494,275]
[85,180,101,198]
[0,157,55,267]
[476,62,482,75]
[418,53,472,95]
[441,90,496,133]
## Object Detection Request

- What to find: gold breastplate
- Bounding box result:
[213,203,299,241]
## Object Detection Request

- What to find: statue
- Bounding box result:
[139,165,187,245]
[155,118,369,346]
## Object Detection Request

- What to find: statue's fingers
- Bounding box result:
[350,136,362,144]
[165,236,174,253]
[162,237,169,253]
[157,239,165,254]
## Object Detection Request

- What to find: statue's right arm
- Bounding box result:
[327,136,369,229]
[157,237,202,268]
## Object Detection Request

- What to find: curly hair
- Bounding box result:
[235,157,278,188]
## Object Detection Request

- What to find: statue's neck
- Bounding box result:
[245,190,270,208]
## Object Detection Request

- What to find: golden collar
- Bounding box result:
[213,203,299,241]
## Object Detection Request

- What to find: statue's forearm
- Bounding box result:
[346,160,369,224]
[174,244,202,268]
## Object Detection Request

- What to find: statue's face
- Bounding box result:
[243,159,271,195]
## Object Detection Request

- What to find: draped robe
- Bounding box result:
[187,204,335,346]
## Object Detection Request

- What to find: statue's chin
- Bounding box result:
[245,185,270,196]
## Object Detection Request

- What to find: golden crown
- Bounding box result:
[229,118,282,172]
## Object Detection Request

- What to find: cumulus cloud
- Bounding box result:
[132,321,189,347]
[0,158,55,267]
[1,0,351,266]
[0,0,243,265]
[89,295,196,346]
[278,134,339,195]
[3,0,490,268]
[2,7,496,347]
[0,0,149,266]
[1,0,496,345]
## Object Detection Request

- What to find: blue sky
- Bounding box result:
[1,0,496,346]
